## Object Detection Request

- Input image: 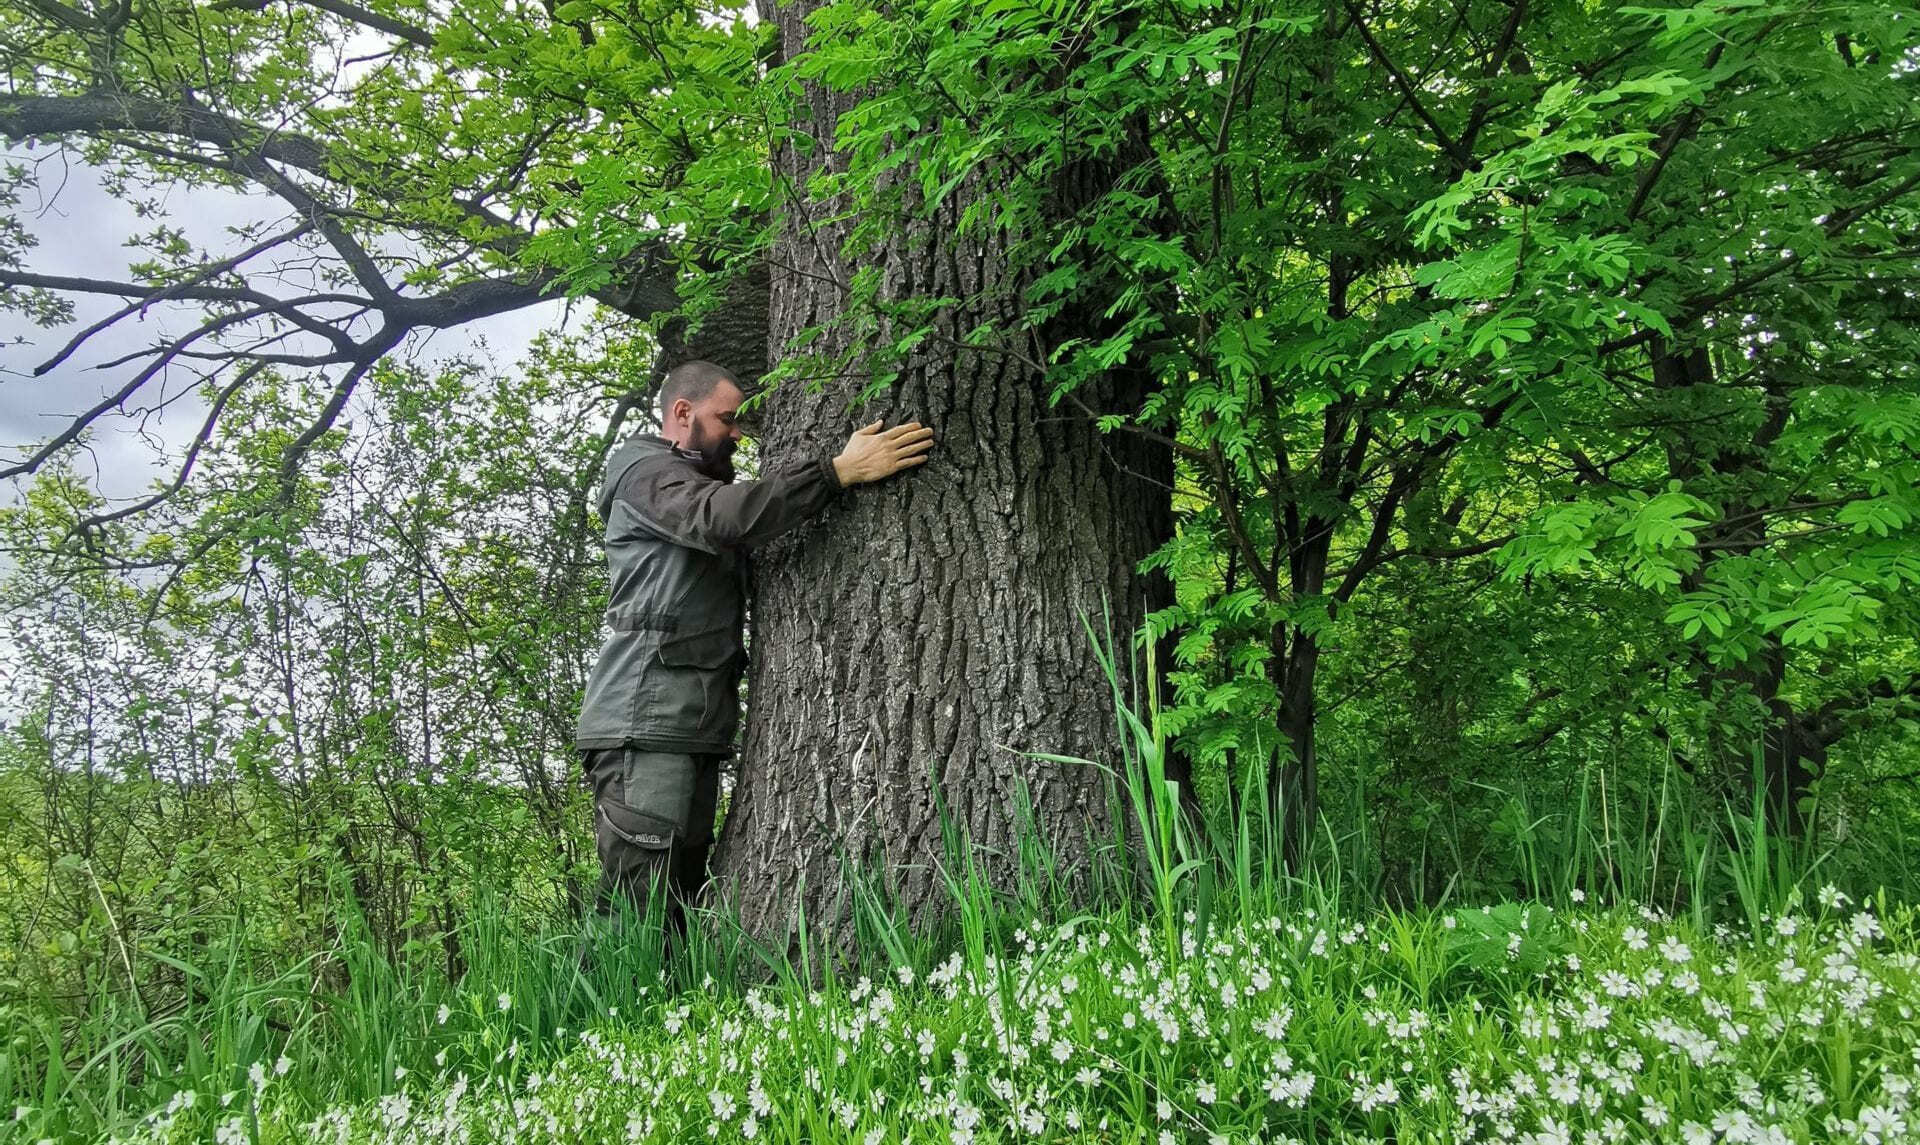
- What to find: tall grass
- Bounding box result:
[7,624,1913,1141]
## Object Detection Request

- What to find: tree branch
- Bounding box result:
[2,268,368,363]
[277,335,401,492]
[220,145,399,305]
[1342,0,1470,171]
[1456,0,1528,161]
[245,0,436,49]
[76,363,266,534]
[1,91,690,320]
[1601,165,1920,357]
[0,81,714,500]
[19,223,324,371]
[1332,463,1418,603]
[1202,429,1283,603]
[0,92,334,176]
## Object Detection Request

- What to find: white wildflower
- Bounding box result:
[1857,1105,1906,1145]
[1256,1008,1292,1039]
[1353,1077,1399,1112]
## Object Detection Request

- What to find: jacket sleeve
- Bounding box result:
[615,451,845,552]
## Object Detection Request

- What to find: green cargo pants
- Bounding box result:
[581,748,723,934]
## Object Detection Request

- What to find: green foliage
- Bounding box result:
[5,0,1920,1136]
[0,337,644,1140]
[723,0,1920,859]
[1445,901,1572,984]
[9,0,1919,888]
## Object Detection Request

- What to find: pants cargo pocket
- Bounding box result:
[584,748,700,921]
[614,750,697,835]
[598,800,676,851]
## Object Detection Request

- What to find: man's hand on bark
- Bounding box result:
[833,420,935,486]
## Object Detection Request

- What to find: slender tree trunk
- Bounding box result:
[1274,631,1321,866]
[709,0,1172,948]
[1653,336,1816,836]
[1268,535,1327,869]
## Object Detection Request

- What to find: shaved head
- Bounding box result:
[657,360,740,421]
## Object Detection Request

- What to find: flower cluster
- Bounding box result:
[112,895,1918,1144]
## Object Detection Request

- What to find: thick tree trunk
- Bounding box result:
[708,1,1172,948]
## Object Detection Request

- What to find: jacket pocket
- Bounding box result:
[657,630,739,670]
[649,630,743,736]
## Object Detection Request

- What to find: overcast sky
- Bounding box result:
[1,145,570,503]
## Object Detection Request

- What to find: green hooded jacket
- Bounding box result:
[574,433,843,753]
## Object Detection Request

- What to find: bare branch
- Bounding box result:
[1603,165,1920,357]
[0,92,335,177]
[394,272,564,328]
[0,91,688,319]
[0,79,710,500]
[20,223,322,372]
[4,351,191,480]
[2,269,368,363]
[1342,0,1470,172]
[218,144,400,304]
[16,0,102,33]
[76,363,267,533]
[4,268,297,305]
[277,335,400,491]
[208,0,436,49]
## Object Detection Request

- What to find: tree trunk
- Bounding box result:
[708,0,1172,949]
[1652,336,1816,836]
[1267,504,1336,867]
[1273,629,1321,868]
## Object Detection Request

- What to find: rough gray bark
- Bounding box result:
[708,1,1172,948]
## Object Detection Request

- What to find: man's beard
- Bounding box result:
[688,430,736,482]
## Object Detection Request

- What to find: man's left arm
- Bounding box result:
[622,452,839,553]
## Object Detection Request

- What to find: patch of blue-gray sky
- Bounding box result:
[1,144,569,503]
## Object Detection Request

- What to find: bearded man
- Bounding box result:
[575,360,934,930]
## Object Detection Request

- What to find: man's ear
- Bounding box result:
[669,397,693,426]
